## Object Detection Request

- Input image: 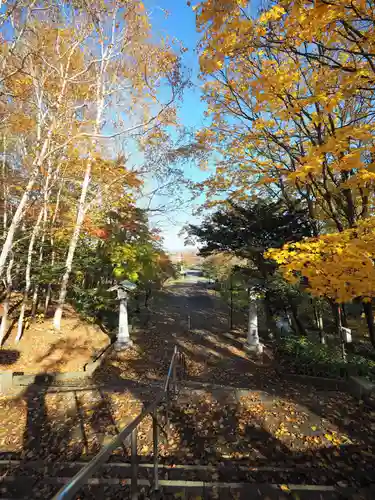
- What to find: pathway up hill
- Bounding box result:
[97,281,375,491]
[0,281,374,498]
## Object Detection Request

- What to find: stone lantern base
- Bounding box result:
[114,339,134,351]
[244,342,264,355]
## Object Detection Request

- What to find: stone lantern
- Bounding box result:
[244,285,264,355]
[108,280,137,350]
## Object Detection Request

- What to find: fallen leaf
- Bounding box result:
[280,484,290,492]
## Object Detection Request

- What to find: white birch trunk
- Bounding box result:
[31,210,47,318]
[15,207,44,343]
[45,182,63,315]
[0,77,48,279]
[0,297,9,346]
[2,134,7,238]
[0,253,14,345]
[53,165,92,329]
[0,169,38,279]
[31,285,39,318]
[44,283,52,315]
[53,55,106,330]
[31,160,53,318]
[0,37,75,280]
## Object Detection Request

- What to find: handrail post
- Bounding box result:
[131,428,138,500]
[152,409,159,493]
[172,363,177,394]
[165,389,170,441]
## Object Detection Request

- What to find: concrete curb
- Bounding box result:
[0,339,113,393]
[276,368,375,407]
[275,369,348,391]
[349,375,375,407]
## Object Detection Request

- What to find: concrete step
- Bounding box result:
[0,457,348,477]
[0,459,372,497]
[1,474,373,500]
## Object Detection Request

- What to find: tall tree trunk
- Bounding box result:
[331,299,349,331]
[332,302,347,361]
[263,291,276,338]
[53,161,92,330]
[313,301,325,344]
[0,253,14,345]
[0,133,51,279]
[53,67,105,329]
[30,157,56,319]
[15,207,44,342]
[31,180,49,318]
[31,284,40,318]
[45,183,63,315]
[0,44,73,280]
[337,304,347,362]
[2,134,8,238]
[289,302,306,336]
[363,300,375,348]
[0,171,38,279]
[341,303,349,328]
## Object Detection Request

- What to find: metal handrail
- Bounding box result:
[52,345,184,500]
[164,345,178,392]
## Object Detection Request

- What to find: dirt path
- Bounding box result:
[98,280,270,388]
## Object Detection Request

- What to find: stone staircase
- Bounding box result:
[2,459,371,499]
[0,379,374,499]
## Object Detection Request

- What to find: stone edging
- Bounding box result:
[276,369,348,391]
[0,339,113,393]
[276,367,375,408]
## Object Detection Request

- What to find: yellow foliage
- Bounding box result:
[8,113,35,133]
[265,219,375,303]
[193,0,375,238]
[259,5,286,24]
[191,0,375,307]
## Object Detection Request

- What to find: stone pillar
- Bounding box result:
[245,294,263,354]
[115,294,133,350]
[247,299,259,346]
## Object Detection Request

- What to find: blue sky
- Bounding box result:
[144,0,209,252]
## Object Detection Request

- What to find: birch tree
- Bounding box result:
[0,0,183,340]
[0,20,95,278]
[53,1,182,329]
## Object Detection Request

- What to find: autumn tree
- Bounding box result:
[0,0,185,342]
[187,199,312,333]
[193,0,375,345]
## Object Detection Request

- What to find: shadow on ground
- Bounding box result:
[0,349,20,365]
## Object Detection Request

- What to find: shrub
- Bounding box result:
[69,286,116,324]
[277,336,375,381]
